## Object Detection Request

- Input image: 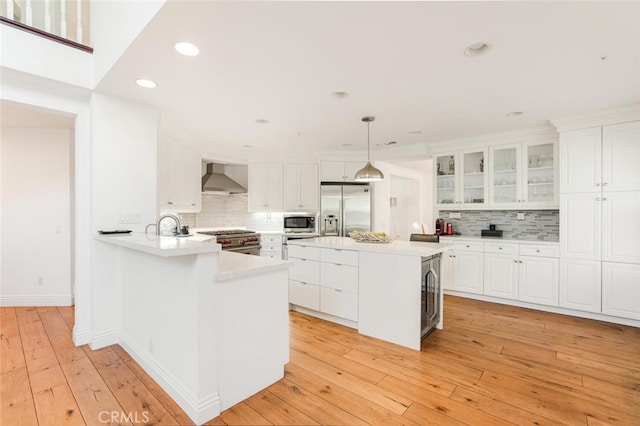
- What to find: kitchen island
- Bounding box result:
[94,233,290,424]
[287,236,451,350]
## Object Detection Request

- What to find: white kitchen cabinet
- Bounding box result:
[489,140,558,209]
[450,242,484,294]
[320,161,365,182]
[483,243,519,300]
[288,247,321,311]
[559,259,601,313]
[319,248,359,321]
[260,234,282,259]
[560,193,602,261]
[518,255,559,306]
[602,121,640,192]
[601,191,640,264]
[559,127,602,193]
[283,163,319,211]
[560,121,640,193]
[248,164,283,212]
[602,262,640,320]
[289,280,320,311]
[441,251,454,291]
[435,149,488,209]
[158,137,202,213]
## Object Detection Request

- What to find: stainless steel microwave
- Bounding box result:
[284,215,316,233]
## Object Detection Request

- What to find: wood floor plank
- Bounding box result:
[290,349,412,415]
[60,356,128,426]
[0,308,26,374]
[18,318,59,375]
[32,383,86,426]
[402,401,486,426]
[83,346,181,425]
[244,389,320,425]
[38,309,85,365]
[0,367,38,426]
[56,306,75,330]
[218,402,271,425]
[283,363,419,426]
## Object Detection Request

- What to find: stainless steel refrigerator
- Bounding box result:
[320,183,371,236]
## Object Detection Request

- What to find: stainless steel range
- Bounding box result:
[197,230,261,255]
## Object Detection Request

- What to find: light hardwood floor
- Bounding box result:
[1,295,639,425]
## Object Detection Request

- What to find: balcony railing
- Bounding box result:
[1,0,91,51]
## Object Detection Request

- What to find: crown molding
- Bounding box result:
[550,104,640,132]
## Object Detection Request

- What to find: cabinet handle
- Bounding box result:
[466,245,470,248]
[263,204,268,207]
[514,260,518,263]
[596,183,601,187]
[191,203,196,206]
[536,249,540,253]
[334,263,341,266]
[334,289,342,292]
[603,182,608,186]
[603,197,608,201]
[168,201,174,205]
[519,261,523,264]
[298,204,303,208]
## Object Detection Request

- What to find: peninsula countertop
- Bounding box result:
[95,232,221,256]
[287,236,451,256]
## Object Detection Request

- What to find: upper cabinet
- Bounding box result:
[488,140,558,209]
[320,161,366,182]
[158,137,201,213]
[248,164,284,212]
[284,163,319,211]
[560,121,640,194]
[435,149,488,209]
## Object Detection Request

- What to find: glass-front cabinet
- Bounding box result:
[436,149,488,208]
[489,140,558,209]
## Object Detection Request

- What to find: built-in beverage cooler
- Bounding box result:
[421,254,441,338]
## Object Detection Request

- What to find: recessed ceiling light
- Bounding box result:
[330,91,349,99]
[136,79,157,88]
[175,42,200,57]
[506,111,524,117]
[255,119,269,124]
[408,130,422,135]
[464,42,492,57]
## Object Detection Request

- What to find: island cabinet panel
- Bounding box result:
[288,245,320,261]
[289,280,320,311]
[320,287,358,321]
[358,252,423,351]
[289,258,320,285]
[320,247,358,265]
[320,263,358,292]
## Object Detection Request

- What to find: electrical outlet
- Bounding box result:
[517,212,525,220]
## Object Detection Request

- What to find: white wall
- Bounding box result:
[91,0,165,85]
[0,128,73,305]
[0,24,92,88]
[89,92,159,347]
[373,160,433,237]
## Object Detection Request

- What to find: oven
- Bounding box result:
[283,215,316,233]
[197,230,261,255]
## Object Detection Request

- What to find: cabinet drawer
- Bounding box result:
[320,248,358,266]
[288,245,320,261]
[289,280,320,310]
[519,244,559,258]
[262,235,282,245]
[289,258,320,284]
[453,241,484,252]
[320,263,358,292]
[320,287,358,321]
[484,242,518,255]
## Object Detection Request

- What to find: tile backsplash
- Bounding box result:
[180,194,285,231]
[439,210,559,241]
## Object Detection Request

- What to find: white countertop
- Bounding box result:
[95,232,222,257]
[440,235,559,245]
[288,236,451,257]
[216,251,291,281]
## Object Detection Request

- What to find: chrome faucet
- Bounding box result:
[152,213,182,236]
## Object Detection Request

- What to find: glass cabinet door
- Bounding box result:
[525,142,555,204]
[436,153,457,205]
[461,150,486,205]
[491,145,520,205]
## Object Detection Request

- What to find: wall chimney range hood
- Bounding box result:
[201,163,247,193]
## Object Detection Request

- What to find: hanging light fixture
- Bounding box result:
[354,116,384,182]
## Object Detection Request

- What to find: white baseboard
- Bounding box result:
[119,333,221,425]
[73,327,91,346]
[89,329,119,350]
[290,304,358,329]
[0,294,74,306]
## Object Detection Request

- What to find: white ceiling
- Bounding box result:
[96,1,639,161]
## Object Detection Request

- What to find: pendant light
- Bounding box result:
[354,116,384,182]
